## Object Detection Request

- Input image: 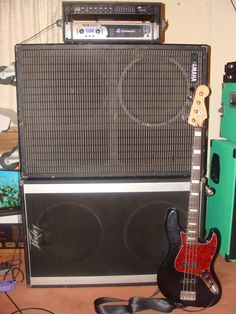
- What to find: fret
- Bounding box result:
[188,212,199,218]
[189,200,199,207]
[188,220,198,223]
[188,215,199,219]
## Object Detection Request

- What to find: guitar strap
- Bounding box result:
[94,290,184,313]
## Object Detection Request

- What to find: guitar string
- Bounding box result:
[188,196,196,296]
[182,233,188,293]
[183,152,194,295]
[189,175,197,295]
[189,133,199,296]
[185,132,198,296]
[190,131,202,297]
[183,191,193,294]
[193,133,202,295]
[183,185,191,294]
[184,129,202,298]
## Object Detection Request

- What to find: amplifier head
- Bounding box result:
[62,2,164,43]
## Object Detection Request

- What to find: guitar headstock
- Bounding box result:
[188,85,210,127]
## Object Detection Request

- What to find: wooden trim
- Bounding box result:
[0,127,18,153]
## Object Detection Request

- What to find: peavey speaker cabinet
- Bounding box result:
[22,180,190,286]
[15,44,209,179]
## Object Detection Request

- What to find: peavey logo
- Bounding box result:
[29,224,42,250]
[190,54,198,83]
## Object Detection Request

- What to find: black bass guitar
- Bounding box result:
[158,85,221,307]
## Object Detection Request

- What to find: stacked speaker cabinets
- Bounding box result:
[206,62,236,262]
[16,44,209,286]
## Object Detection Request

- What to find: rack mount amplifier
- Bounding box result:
[62,1,165,43]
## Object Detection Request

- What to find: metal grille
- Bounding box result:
[16,44,208,178]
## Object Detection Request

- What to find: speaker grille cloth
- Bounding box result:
[16,45,208,178]
[25,188,188,278]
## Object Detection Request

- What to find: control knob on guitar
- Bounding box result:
[158,85,221,307]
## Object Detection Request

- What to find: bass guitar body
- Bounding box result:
[158,209,221,307]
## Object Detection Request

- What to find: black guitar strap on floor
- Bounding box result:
[94,288,185,313]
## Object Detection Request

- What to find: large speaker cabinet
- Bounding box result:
[22,180,190,286]
[15,44,209,179]
[206,139,236,261]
